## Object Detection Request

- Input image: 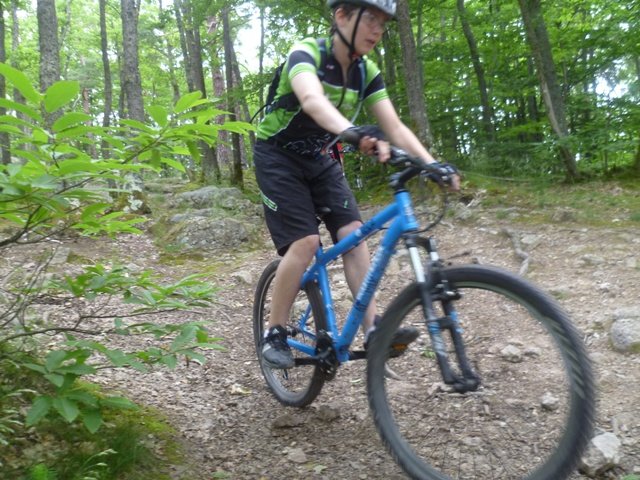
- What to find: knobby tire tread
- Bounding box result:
[253,259,327,407]
[367,264,595,480]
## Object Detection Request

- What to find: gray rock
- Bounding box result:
[500,345,523,363]
[579,432,621,477]
[232,270,253,285]
[610,317,640,353]
[614,307,640,320]
[171,216,253,251]
[540,392,560,411]
[174,186,247,210]
[272,414,305,429]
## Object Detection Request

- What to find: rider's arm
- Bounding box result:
[291,71,387,157]
[291,71,352,135]
[371,99,460,190]
[370,98,437,164]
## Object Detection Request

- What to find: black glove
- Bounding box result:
[339,125,386,148]
[425,161,459,185]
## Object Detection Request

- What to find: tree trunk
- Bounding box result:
[99,0,113,161]
[0,5,11,165]
[173,0,194,92]
[159,0,181,104]
[221,7,243,188]
[634,56,640,175]
[518,0,579,180]
[120,0,144,121]
[230,46,256,150]
[208,16,230,169]
[396,0,433,148]
[59,0,73,77]
[381,30,397,91]
[457,0,495,143]
[177,0,218,184]
[36,0,61,129]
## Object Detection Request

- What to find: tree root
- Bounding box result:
[501,228,530,276]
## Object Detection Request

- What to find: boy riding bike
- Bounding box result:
[252,0,459,369]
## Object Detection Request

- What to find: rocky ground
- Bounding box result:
[5,195,640,479]
[78,197,640,479]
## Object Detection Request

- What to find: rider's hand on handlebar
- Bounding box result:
[425,161,461,191]
[339,126,390,163]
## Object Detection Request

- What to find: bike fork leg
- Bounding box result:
[410,237,480,393]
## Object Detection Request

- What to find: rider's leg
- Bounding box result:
[268,234,320,329]
[337,221,377,332]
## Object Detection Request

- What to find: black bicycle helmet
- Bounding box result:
[327,0,396,17]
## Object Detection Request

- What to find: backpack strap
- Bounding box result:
[266,38,328,114]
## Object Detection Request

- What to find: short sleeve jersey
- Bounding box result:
[256,37,389,157]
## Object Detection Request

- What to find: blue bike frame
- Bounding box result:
[289,190,421,363]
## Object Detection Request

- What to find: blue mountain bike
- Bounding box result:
[253,146,595,480]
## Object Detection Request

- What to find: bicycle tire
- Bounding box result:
[367,264,595,480]
[253,259,327,407]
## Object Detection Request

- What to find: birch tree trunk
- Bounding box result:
[518,0,579,180]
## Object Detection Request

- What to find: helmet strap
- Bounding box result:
[335,7,365,59]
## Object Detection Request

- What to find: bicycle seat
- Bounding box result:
[315,206,332,224]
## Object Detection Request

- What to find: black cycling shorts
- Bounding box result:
[253,140,362,256]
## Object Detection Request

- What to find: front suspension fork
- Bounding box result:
[409,236,480,393]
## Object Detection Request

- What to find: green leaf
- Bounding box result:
[44,373,65,388]
[52,112,92,132]
[44,81,80,113]
[53,397,80,423]
[161,355,178,369]
[56,158,103,175]
[220,121,255,135]
[160,157,186,172]
[120,119,156,134]
[174,91,203,113]
[186,141,201,163]
[0,63,41,103]
[148,105,169,127]
[82,409,103,434]
[45,350,68,371]
[23,363,46,374]
[57,364,96,376]
[25,396,52,426]
[0,98,42,120]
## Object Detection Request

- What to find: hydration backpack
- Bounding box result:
[250,39,328,123]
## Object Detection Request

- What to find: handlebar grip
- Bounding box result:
[340,128,361,147]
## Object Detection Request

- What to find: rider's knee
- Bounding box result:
[337,220,363,240]
[289,234,320,259]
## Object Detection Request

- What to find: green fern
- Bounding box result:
[30,464,58,480]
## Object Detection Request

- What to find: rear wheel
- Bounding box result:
[253,259,327,407]
[367,264,595,480]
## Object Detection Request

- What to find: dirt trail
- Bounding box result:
[45,214,640,478]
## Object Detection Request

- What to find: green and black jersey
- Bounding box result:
[257,37,389,158]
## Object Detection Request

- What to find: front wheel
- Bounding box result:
[253,259,327,407]
[367,264,595,480]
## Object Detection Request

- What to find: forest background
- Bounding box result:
[2,0,639,184]
[0,0,639,478]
